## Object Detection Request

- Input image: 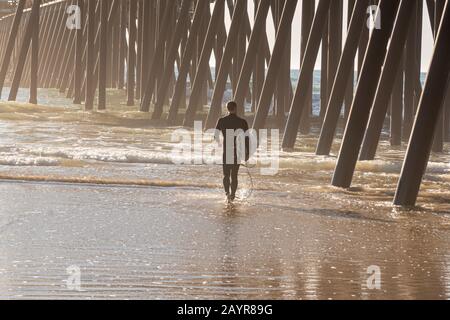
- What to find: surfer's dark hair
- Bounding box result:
[227,101,237,113]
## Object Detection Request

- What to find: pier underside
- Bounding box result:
[0,0,449,207]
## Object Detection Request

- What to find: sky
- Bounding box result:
[219,0,435,72]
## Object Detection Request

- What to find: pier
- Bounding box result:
[0,0,449,207]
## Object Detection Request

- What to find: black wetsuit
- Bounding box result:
[215,114,249,198]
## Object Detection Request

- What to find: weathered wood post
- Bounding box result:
[85,0,97,110]
[432,0,446,151]
[359,0,418,160]
[206,0,271,128]
[74,0,84,104]
[183,0,226,127]
[315,0,368,155]
[331,0,401,188]
[282,0,332,149]
[140,0,176,113]
[203,0,248,128]
[252,0,298,131]
[394,0,450,206]
[118,0,127,90]
[8,0,41,102]
[0,0,25,98]
[98,0,108,110]
[167,0,209,124]
[344,0,356,121]
[299,0,315,135]
[29,0,40,104]
[127,0,137,106]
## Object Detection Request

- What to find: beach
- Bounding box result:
[0,89,449,299]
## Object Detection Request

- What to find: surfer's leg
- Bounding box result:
[223,165,231,195]
[230,165,240,198]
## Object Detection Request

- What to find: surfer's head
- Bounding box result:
[227,101,238,115]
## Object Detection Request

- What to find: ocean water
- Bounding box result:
[0,87,449,300]
[220,70,427,116]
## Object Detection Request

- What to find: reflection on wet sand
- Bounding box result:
[0,174,449,299]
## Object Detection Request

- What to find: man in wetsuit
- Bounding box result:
[215,101,249,201]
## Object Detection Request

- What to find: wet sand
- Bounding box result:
[0,179,449,300]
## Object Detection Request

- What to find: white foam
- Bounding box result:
[4,145,450,176]
[22,146,176,165]
[0,155,59,167]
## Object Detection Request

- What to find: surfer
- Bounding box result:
[215,101,250,202]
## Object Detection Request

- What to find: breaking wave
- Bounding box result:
[0,155,60,167]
